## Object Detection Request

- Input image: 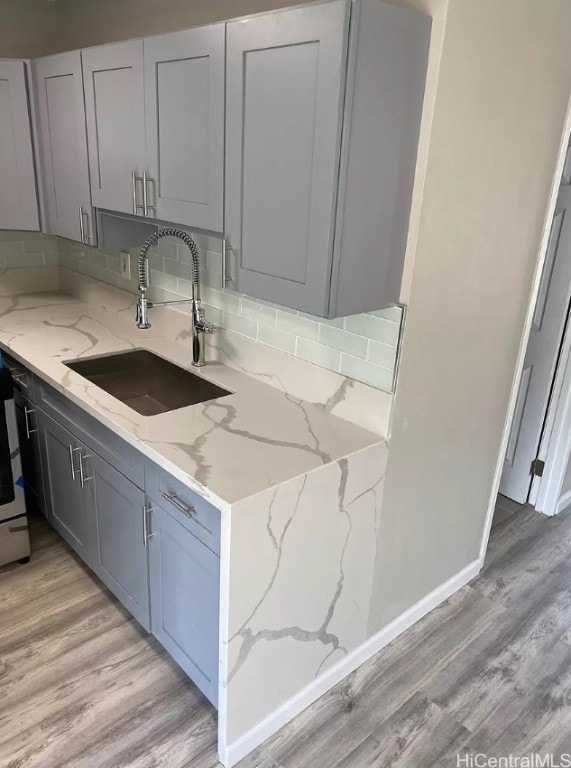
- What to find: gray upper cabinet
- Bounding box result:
[20,0,429,315]
[0,60,39,231]
[225,0,430,317]
[88,453,150,631]
[331,0,430,317]
[225,1,349,316]
[82,40,146,216]
[144,25,225,231]
[149,501,220,706]
[33,52,95,245]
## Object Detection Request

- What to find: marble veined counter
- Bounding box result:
[0,284,392,767]
[0,290,383,510]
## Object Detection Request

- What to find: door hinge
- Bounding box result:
[531,458,545,478]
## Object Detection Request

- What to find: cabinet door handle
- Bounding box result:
[161,492,195,518]
[132,171,144,215]
[222,238,230,289]
[79,206,91,244]
[143,171,156,218]
[24,406,37,438]
[69,445,81,481]
[79,453,93,489]
[78,206,85,243]
[142,504,155,546]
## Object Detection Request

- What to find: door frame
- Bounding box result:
[479,92,571,561]
[532,300,571,515]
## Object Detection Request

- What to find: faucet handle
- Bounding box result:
[193,302,216,334]
[201,320,216,335]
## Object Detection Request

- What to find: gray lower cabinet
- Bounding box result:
[10,362,220,705]
[149,501,220,706]
[14,392,45,515]
[39,411,93,566]
[39,409,151,631]
[88,453,150,630]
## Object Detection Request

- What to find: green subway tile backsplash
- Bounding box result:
[0,230,403,393]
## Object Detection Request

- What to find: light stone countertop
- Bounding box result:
[0,291,384,510]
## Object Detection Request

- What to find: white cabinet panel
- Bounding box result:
[34,51,95,243]
[0,60,39,231]
[144,26,225,231]
[82,40,146,215]
[225,2,349,315]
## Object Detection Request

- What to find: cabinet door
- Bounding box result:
[14,396,45,515]
[225,2,349,315]
[144,26,225,231]
[34,52,95,244]
[149,504,220,705]
[40,411,92,564]
[82,40,146,215]
[88,453,150,630]
[0,60,39,231]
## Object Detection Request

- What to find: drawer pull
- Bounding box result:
[11,371,29,388]
[161,492,195,518]
[8,525,28,534]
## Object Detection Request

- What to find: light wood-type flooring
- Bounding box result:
[1,496,569,767]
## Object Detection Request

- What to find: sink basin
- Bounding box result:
[65,350,232,416]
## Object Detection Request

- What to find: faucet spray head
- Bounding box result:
[136,293,152,329]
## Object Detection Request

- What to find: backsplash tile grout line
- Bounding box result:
[0,229,403,394]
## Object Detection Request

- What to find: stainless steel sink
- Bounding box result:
[65,350,231,417]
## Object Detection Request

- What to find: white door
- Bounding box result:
[144,26,225,231]
[500,174,571,502]
[225,1,350,315]
[0,60,39,231]
[34,52,95,244]
[82,40,146,216]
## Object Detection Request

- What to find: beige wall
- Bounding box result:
[0,0,57,57]
[369,0,571,629]
[52,0,313,51]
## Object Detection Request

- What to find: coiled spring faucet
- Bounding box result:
[136,228,215,367]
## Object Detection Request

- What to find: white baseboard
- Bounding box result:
[555,490,571,516]
[221,557,482,767]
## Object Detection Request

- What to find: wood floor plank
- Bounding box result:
[257,586,504,768]
[475,507,571,607]
[422,565,571,733]
[456,638,571,760]
[492,496,527,529]
[0,518,217,768]
[1,502,570,768]
[332,693,470,768]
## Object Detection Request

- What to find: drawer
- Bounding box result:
[37,381,145,489]
[145,461,221,556]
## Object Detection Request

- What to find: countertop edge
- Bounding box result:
[2,341,388,512]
